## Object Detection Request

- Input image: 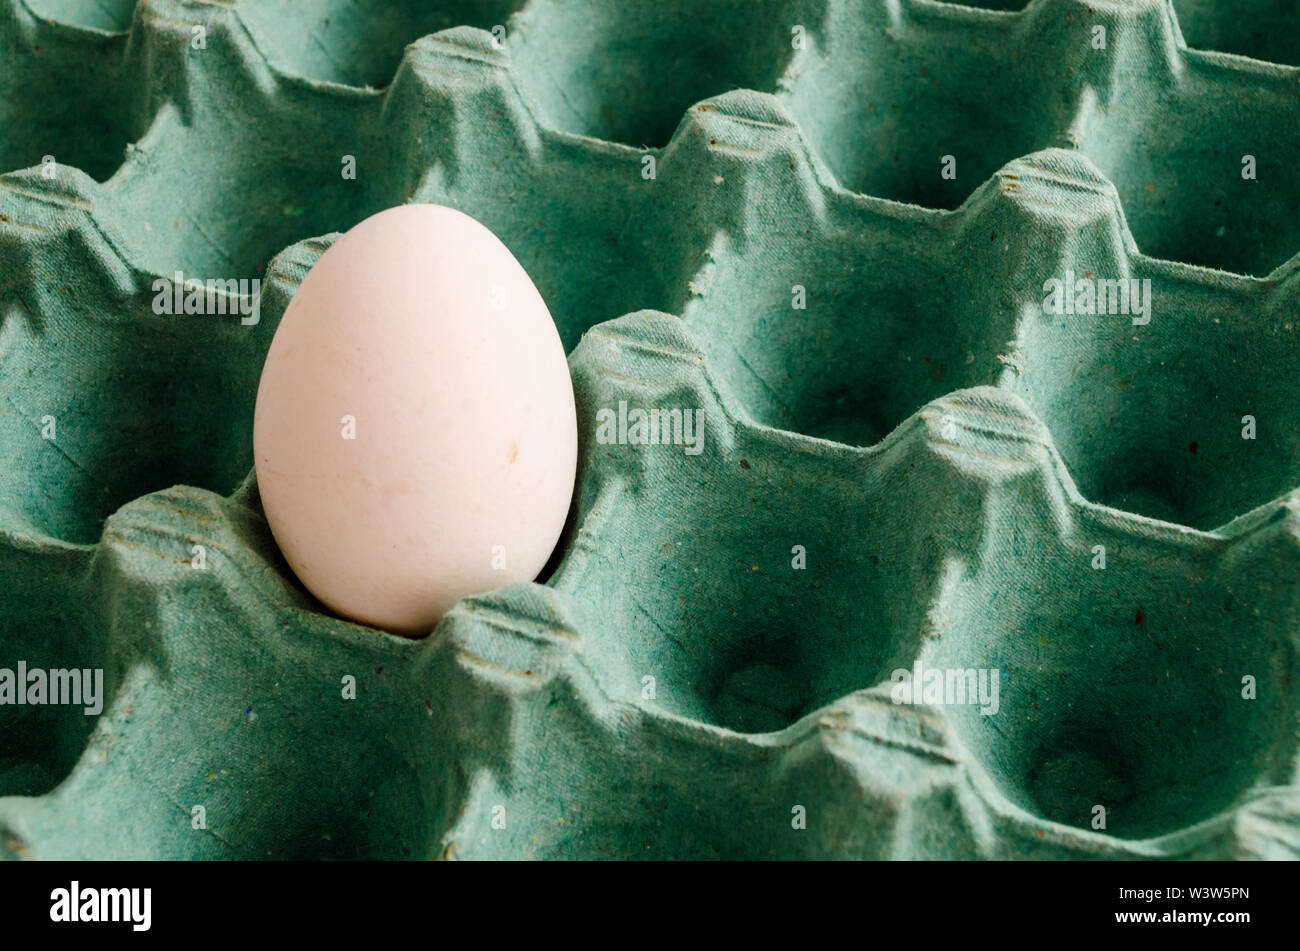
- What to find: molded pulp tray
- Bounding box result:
[1,0,1299,859]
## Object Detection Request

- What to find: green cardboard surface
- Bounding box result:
[1,0,1298,859]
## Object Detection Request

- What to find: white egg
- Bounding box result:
[253,204,577,635]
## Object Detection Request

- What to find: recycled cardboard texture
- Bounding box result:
[1,0,1298,859]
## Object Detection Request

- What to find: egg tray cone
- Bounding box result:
[1,0,1299,859]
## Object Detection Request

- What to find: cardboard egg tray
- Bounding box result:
[1,0,1297,859]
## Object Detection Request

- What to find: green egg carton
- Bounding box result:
[1,0,1298,859]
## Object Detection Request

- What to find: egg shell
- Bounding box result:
[253,203,577,636]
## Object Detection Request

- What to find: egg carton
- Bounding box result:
[1,0,1298,859]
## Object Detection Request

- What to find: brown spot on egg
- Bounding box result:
[507,441,518,464]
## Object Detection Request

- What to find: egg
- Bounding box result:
[253,204,577,636]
